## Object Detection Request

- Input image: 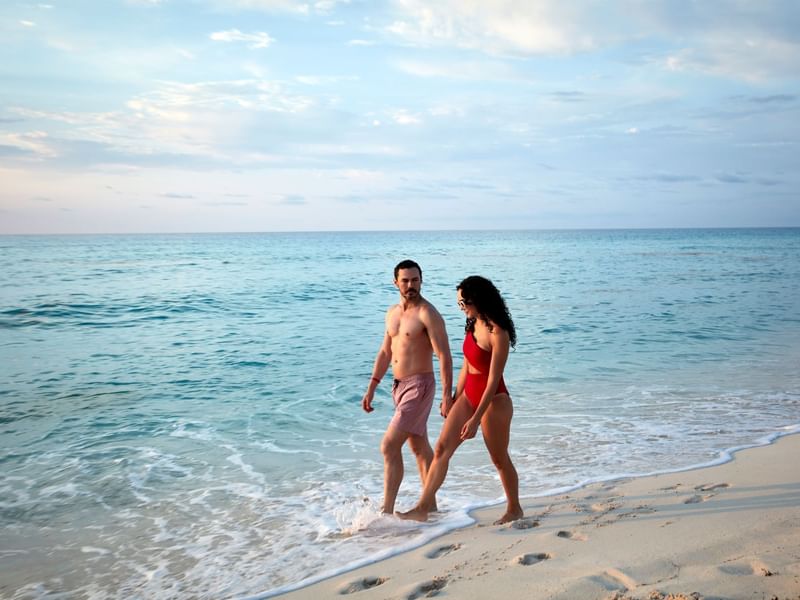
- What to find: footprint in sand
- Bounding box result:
[405,576,447,600]
[510,517,540,530]
[718,563,754,576]
[659,483,683,491]
[695,482,730,492]
[617,504,657,519]
[557,530,588,541]
[425,543,461,559]
[338,576,388,594]
[514,552,552,566]
[599,567,638,591]
[590,501,621,513]
[684,483,729,503]
[575,498,622,514]
[684,494,714,504]
[718,558,776,577]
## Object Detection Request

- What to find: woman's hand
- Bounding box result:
[460,416,479,440]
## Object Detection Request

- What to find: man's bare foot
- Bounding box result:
[396,507,430,522]
[493,509,524,525]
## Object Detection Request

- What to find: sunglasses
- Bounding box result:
[458,299,473,309]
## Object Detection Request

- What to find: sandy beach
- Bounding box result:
[276,433,800,600]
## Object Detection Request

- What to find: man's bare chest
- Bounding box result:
[388,312,426,340]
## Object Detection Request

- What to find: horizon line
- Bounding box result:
[2,225,800,237]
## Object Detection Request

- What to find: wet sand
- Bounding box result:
[276,433,800,600]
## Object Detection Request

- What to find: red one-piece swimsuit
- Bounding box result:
[463,333,508,410]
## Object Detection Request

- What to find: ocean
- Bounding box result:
[1,229,799,599]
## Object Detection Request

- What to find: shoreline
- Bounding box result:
[264,429,800,599]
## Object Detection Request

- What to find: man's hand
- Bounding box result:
[440,394,454,418]
[362,392,374,413]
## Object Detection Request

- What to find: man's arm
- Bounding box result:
[362,330,392,413]
[445,360,467,417]
[423,305,453,410]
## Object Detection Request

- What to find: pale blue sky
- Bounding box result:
[1,0,799,233]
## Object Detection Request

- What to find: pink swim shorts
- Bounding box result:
[390,372,436,437]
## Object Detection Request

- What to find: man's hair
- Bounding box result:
[394,259,422,280]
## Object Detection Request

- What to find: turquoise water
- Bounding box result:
[1,229,799,598]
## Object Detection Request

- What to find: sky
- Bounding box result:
[1,0,799,233]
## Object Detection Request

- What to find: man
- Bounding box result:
[362,259,453,515]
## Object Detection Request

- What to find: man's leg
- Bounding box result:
[407,432,433,481]
[397,396,472,521]
[379,425,408,514]
[407,432,437,511]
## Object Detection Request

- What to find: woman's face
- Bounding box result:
[457,289,477,318]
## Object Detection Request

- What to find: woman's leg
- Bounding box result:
[396,395,474,521]
[481,394,523,524]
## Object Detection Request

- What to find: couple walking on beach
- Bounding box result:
[362,259,523,525]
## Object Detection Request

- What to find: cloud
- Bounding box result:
[132,79,314,114]
[427,104,466,118]
[1,131,57,158]
[386,1,800,81]
[393,58,525,81]
[335,194,369,204]
[160,192,195,199]
[277,194,306,205]
[386,0,602,56]
[294,75,358,85]
[549,91,587,103]
[716,173,749,184]
[313,0,347,14]
[391,110,421,125]
[4,78,320,169]
[208,0,350,14]
[441,179,499,191]
[664,36,800,82]
[347,39,375,46]
[631,173,703,184]
[20,20,36,27]
[747,94,796,104]
[219,0,308,11]
[210,29,275,49]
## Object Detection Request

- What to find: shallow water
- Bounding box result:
[1,229,799,598]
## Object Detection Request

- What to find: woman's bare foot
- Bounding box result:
[396,506,430,522]
[493,508,523,525]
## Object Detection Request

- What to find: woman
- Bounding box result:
[397,275,523,525]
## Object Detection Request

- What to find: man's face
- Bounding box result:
[395,267,422,300]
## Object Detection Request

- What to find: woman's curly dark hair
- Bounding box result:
[457,275,516,348]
